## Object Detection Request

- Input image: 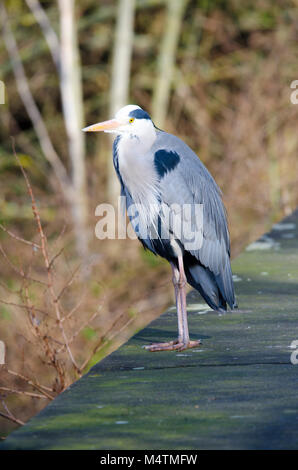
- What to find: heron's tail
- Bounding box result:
[184,256,236,313]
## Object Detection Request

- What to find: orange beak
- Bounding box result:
[82,119,121,132]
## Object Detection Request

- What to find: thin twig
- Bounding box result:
[0,387,48,400]
[0,3,71,193]
[61,288,87,323]
[56,263,81,302]
[25,0,61,70]
[0,412,24,426]
[0,401,25,426]
[0,242,47,287]
[0,224,40,249]
[78,310,135,373]
[6,369,54,399]
[11,141,80,372]
[0,298,52,319]
[57,309,100,355]
[49,246,64,270]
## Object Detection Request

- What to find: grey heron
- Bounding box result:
[83,105,237,352]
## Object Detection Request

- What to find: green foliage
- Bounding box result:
[0,153,33,172]
[140,248,164,268]
[0,306,11,320]
[91,281,102,296]
[128,307,137,318]
[82,326,98,341]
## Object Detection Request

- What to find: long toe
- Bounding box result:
[177,339,201,351]
[143,339,201,352]
[143,340,179,352]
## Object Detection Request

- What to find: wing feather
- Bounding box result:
[152,131,235,308]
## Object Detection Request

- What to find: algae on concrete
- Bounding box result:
[1,211,298,450]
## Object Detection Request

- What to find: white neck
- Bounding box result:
[117,121,160,230]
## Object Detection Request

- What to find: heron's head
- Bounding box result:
[83,105,155,140]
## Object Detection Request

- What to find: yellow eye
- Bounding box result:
[129,118,135,124]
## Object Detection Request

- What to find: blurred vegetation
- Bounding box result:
[1,0,298,438]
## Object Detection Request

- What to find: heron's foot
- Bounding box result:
[143,339,201,352]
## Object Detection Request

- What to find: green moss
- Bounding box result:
[2,214,298,450]
[82,327,98,341]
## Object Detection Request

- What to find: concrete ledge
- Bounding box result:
[1,211,298,450]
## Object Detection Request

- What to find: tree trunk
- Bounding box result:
[58,0,89,258]
[152,0,188,128]
[108,0,136,206]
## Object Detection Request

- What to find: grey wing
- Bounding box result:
[121,184,158,255]
[153,131,235,308]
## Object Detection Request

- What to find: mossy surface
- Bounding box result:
[2,211,298,450]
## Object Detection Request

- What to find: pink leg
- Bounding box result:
[143,256,201,352]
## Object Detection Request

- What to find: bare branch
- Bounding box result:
[57,309,100,355]
[6,369,54,399]
[58,0,89,258]
[1,2,89,259]
[0,2,71,194]
[0,223,40,250]
[56,263,81,302]
[0,402,25,426]
[11,143,80,372]
[0,242,47,287]
[61,288,87,323]
[108,0,136,204]
[78,310,134,373]
[0,387,48,400]
[0,298,52,319]
[25,0,60,70]
[48,246,64,270]
[152,0,189,127]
